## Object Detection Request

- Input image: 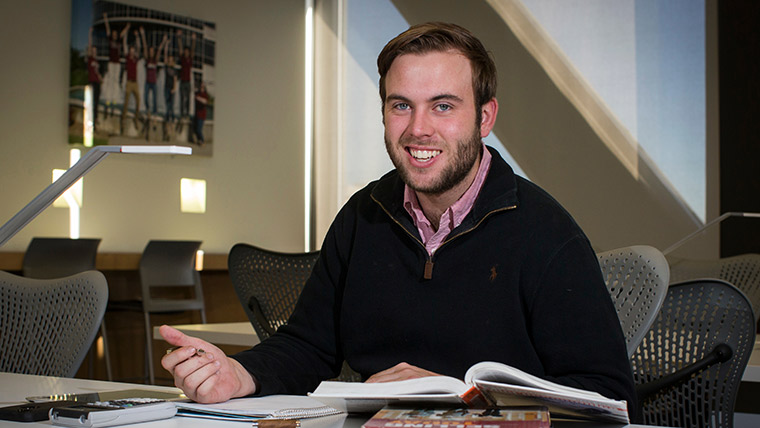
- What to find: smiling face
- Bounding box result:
[383,50,495,197]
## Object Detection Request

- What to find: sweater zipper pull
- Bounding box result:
[423,259,434,280]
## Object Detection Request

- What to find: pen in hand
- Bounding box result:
[252,419,301,428]
[165,346,206,357]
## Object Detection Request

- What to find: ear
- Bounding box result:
[479,98,499,138]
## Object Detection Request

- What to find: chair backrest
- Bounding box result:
[669,253,760,320]
[631,279,756,428]
[139,240,203,312]
[597,245,670,356]
[0,270,108,377]
[227,243,319,340]
[22,237,101,279]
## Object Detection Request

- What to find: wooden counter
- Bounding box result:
[0,251,228,271]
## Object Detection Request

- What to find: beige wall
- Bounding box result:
[0,0,306,254]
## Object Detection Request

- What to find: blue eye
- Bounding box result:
[436,104,452,112]
[395,103,410,110]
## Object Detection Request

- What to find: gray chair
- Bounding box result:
[22,237,101,279]
[669,253,760,321]
[597,245,670,356]
[228,243,361,381]
[0,270,108,377]
[21,237,112,380]
[140,240,205,384]
[632,279,756,428]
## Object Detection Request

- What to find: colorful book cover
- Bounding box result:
[362,406,550,428]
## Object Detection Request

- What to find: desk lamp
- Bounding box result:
[0,145,191,247]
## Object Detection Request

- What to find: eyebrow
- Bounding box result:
[385,93,464,104]
[430,94,464,104]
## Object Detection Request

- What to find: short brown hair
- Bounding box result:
[377,22,497,111]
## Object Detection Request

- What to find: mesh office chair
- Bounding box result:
[669,253,760,321]
[228,243,361,381]
[140,240,205,384]
[631,279,756,428]
[596,245,670,356]
[21,237,112,379]
[228,243,319,339]
[0,270,108,377]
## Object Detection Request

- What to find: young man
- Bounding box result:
[86,28,103,130]
[101,13,129,119]
[140,28,168,124]
[176,30,196,131]
[162,43,179,141]
[160,22,636,413]
[192,81,208,145]
[121,29,141,133]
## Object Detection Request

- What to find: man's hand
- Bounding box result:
[365,362,441,383]
[159,325,256,403]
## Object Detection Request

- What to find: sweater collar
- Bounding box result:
[371,145,519,230]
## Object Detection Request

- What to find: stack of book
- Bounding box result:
[309,361,629,424]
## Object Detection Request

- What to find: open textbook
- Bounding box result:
[309,361,629,424]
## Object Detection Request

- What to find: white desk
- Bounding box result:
[152,322,260,347]
[0,372,663,428]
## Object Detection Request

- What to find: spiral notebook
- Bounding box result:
[176,395,343,422]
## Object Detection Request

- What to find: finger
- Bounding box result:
[192,365,227,403]
[171,350,216,380]
[181,359,221,397]
[161,345,199,372]
[366,362,411,381]
[367,363,438,383]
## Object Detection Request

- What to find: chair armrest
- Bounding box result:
[247,296,277,337]
[636,343,733,402]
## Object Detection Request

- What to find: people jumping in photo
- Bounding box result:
[101,13,128,121]
[162,36,179,141]
[140,27,168,139]
[121,27,142,135]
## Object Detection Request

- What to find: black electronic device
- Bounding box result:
[0,400,78,422]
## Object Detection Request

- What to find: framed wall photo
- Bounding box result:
[69,0,216,156]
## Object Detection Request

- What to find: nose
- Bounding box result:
[408,110,434,139]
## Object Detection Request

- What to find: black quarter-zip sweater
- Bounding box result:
[232,146,637,413]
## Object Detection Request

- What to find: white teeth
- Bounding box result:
[410,149,441,161]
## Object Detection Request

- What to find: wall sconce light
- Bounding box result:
[180,178,207,214]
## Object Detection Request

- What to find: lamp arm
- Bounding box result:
[0,145,190,247]
[663,212,760,256]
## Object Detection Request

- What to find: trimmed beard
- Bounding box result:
[385,126,482,196]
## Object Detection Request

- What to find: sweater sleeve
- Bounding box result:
[230,202,355,395]
[527,235,638,412]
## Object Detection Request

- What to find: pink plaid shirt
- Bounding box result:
[403,144,492,256]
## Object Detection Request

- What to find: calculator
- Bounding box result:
[49,398,177,427]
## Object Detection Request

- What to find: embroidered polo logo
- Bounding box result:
[489,265,498,282]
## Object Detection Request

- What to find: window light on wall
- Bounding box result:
[180,178,206,214]
[52,149,83,239]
